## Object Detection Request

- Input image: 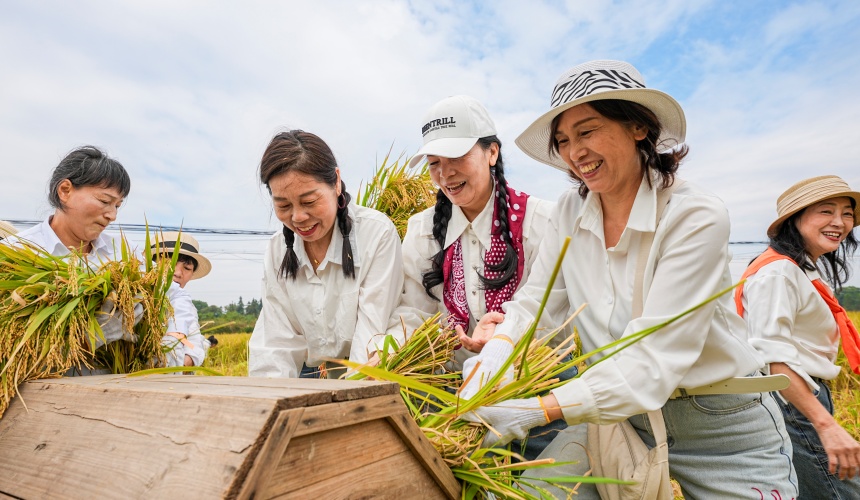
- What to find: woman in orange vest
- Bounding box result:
[736,175,860,497]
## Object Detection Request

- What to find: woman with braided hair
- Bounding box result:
[391,96,557,459]
[249,130,403,379]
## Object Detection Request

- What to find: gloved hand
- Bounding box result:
[472,398,549,448]
[459,337,515,401]
[95,298,144,347]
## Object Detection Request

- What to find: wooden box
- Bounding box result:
[0,376,460,499]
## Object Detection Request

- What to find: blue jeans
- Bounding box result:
[777,380,860,499]
[523,390,798,500]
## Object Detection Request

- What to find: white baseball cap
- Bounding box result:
[408,95,497,168]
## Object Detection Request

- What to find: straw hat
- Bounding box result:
[767,175,860,238]
[0,220,17,240]
[150,231,212,280]
[407,95,497,168]
[516,60,686,172]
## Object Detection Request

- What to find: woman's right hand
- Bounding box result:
[816,420,860,479]
[456,311,505,353]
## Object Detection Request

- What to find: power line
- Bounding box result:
[6,220,274,236]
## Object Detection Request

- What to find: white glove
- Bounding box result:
[459,337,515,400]
[95,299,144,347]
[473,398,549,448]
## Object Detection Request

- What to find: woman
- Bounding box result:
[248,130,403,379]
[736,175,860,497]
[11,146,138,350]
[460,61,797,498]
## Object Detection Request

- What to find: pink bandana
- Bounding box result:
[442,185,529,332]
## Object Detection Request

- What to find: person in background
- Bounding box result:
[9,146,139,353]
[737,175,860,497]
[458,60,797,498]
[0,220,17,241]
[151,231,212,368]
[390,95,562,460]
[248,130,403,379]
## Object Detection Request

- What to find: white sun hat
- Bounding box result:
[515,60,687,172]
[0,220,17,240]
[150,231,212,280]
[407,95,498,168]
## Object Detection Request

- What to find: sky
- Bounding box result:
[1,0,859,305]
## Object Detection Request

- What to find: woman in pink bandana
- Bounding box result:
[391,95,560,459]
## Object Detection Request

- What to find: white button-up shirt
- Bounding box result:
[740,260,840,392]
[392,193,554,367]
[249,204,403,378]
[495,175,763,424]
[11,217,116,261]
[163,284,206,367]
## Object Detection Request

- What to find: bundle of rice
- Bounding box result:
[341,238,736,499]
[0,231,177,418]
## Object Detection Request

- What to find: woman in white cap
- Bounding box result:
[151,231,213,368]
[391,95,560,460]
[459,61,797,497]
[249,130,403,379]
[736,175,860,496]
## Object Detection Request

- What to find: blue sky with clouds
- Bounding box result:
[2,0,859,304]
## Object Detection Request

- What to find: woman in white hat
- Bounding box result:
[458,61,797,497]
[151,231,213,368]
[391,95,560,459]
[736,175,860,495]
[249,130,403,379]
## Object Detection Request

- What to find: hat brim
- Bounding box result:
[766,190,860,238]
[515,88,687,172]
[407,137,481,168]
[156,248,212,280]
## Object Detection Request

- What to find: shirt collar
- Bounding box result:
[574,173,658,236]
[443,188,496,249]
[41,216,116,259]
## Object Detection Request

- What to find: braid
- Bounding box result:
[280,225,300,280]
[421,188,452,300]
[478,142,517,290]
[337,180,356,279]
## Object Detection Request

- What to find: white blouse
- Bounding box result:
[495,175,764,424]
[741,260,840,392]
[11,217,116,261]
[163,284,207,367]
[249,203,403,378]
[392,192,554,367]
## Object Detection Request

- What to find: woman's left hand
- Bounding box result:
[456,311,505,352]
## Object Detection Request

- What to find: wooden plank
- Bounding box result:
[262,418,410,497]
[281,449,446,499]
[0,381,277,499]
[387,412,461,500]
[292,394,405,437]
[159,376,399,401]
[235,408,304,500]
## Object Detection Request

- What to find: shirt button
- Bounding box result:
[316,309,322,315]
[607,296,614,304]
[472,290,477,295]
[471,240,477,245]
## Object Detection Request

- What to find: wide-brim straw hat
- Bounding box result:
[0,220,17,240]
[407,95,498,168]
[516,60,687,172]
[151,231,212,280]
[767,175,860,238]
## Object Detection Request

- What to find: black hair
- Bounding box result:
[259,130,354,280]
[547,99,688,198]
[421,136,518,299]
[48,146,131,210]
[769,205,858,293]
[176,253,199,272]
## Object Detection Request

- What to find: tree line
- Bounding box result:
[193,297,261,333]
[837,286,860,311]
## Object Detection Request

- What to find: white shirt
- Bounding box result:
[392,193,554,367]
[741,260,840,392]
[248,204,403,378]
[495,175,764,424]
[11,217,116,261]
[162,284,207,367]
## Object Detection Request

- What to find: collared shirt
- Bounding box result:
[495,175,764,424]
[741,260,840,392]
[248,203,403,378]
[392,192,554,366]
[10,217,117,261]
[163,283,206,367]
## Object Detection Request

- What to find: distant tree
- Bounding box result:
[837,286,860,311]
[246,298,262,317]
[237,296,246,315]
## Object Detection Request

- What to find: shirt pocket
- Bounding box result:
[331,289,360,343]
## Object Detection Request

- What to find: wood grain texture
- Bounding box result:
[386,412,461,500]
[235,408,304,500]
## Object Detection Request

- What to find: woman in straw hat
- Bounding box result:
[736,175,860,496]
[249,130,403,379]
[457,60,797,497]
[0,220,17,241]
[151,231,213,368]
[390,95,562,459]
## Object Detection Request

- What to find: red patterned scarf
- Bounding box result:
[442,186,529,331]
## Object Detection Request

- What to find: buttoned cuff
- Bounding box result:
[551,377,600,425]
